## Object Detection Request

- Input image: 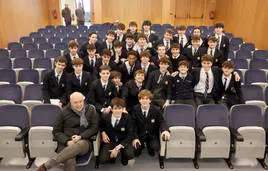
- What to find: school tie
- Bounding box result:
[194,48,197,56]
[166,40,169,50]
[210,49,213,57]
[140,48,144,53]
[223,77,227,91]
[56,74,60,85]
[114,119,119,127]
[216,37,220,49]
[130,66,134,75]
[157,73,164,84]
[143,111,147,117]
[180,37,184,46]
[109,44,112,50]
[77,75,81,85]
[90,59,94,66]
[204,72,209,99]
[103,84,106,91]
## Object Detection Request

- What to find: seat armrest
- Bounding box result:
[230,128,244,142]
[196,128,206,142]
[15,127,30,141]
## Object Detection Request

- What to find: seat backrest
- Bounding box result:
[24,84,43,101]
[250,59,268,70]
[197,104,229,129]
[28,49,44,59]
[46,49,61,58]
[20,36,33,44]
[240,43,255,51]
[253,50,268,60]
[242,85,264,101]
[0,49,9,59]
[0,104,29,129]
[233,59,248,70]
[0,84,22,103]
[164,104,195,128]
[31,104,60,126]
[33,58,52,69]
[18,69,39,84]
[8,42,23,51]
[0,59,12,69]
[10,49,27,59]
[230,37,243,45]
[13,58,32,69]
[23,43,38,51]
[39,43,53,51]
[29,32,42,39]
[245,69,267,84]
[230,104,262,129]
[264,107,268,129]
[0,69,16,84]
[236,50,252,60]
[34,37,47,44]
[48,37,61,45]
[55,43,68,51]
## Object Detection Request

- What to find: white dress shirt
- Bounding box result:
[222,74,231,90]
[111,115,121,127]
[194,68,214,94]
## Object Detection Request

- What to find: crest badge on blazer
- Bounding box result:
[61,84,65,87]
[223,44,226,47]
[165,81,168,85]
[151,119,155,123]
[85,82,88,86]
[121,127,125,131]
[109,92,112,96]
[197,57,200,60]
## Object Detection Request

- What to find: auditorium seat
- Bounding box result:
[236,50,252,60]
[20,36,33,44]
[225,33,234,40]
[196,104,232,169]
[229,44,240,52]
[55,43,68,51]
[48,37,61,45]
[230,105,265,165]
[34,58,52,70]
[0,48,9,59]
[39,43,53,51]
[28,49,44,59]
[55,32,68,40]
[78,25,88,32]
[253,50,268,60]
[34,37,47,45]
[45,49,61,58]
[29,32,42,39]
[250,59,268,71]
[230,37,243,46]
[17,69,39,97]
[159,104,196,169]
[77,37,88,46]
[23,42,38,51]
[0,58,12,69]
[66,25,78,33]
[245,70,267,85]
[0,69,16,84]
[228,51,235,60]
[233,59,248,72]
[10,49,27,59]
[241,43,255,52]
[8,42,23,51]
[42,32,55,41]
[0,84,22,104]
[13,58,32,69]
[22,84,43,111]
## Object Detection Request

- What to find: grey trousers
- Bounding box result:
[175,99,196,109]
[45,140,90,171]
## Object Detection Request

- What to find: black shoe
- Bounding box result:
[134,150,142,157]
[109,158,116,164]
[121,158,128,166]
[148,149,155,157]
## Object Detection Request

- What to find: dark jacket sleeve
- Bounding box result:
[158,109,168,132]
[131,107,139,139]
[53,110,71,145]
[80,105,100,139]
[120,115,133,147]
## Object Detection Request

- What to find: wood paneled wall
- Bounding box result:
[215,0,268,49]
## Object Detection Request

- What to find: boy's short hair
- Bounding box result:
[134,69,146,77]
[137,33,147,40]
[222,61,234,69]
[164,28,174,35]
[138,89,153,100]
[171,43,180,50]
[113,40,123,48]
[201,54,213,63]
[110,71,122,79]
[208,36,218,42]
[142,20,152,27]
[111,97,126,108]
[177,25,186,31]
[106,30,116,37]
[140,51,151,58]
[158,57,170,65]
[99,65,111,72]
[68,40,79,48]
[117,23,125,30]
[87,44,96,50]
[127,50,138,57]
[178,60,189,68]
[72,58,83,65]
[157,44,166,49]
[129,21,138,27]
[55,56,67,64]
[191,35,200,41]
[125,33,134,40]
[89,31,98,37]
[214,22,224,28]
[193,27,201,32]
[101,49,112,56]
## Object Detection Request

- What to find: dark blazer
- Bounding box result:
[53,104,99,151]
[99,41,115,55]
[142,64,158,81]
[115,34,126,43]
[169,54,188,72]
[95,58,119,74]
[183,47,207,68]
[191,67,221,100]
[188,37,208,48]
[42,70,68,105]
[122,44,134,52]
[206,48,224,67]
[154,39,175,56]
[79,42,101,59]
[145,32,159,45]
[111,48,128,63]
[151,55,173,73]
[215,34,229,61]
[173,35,191,53]
[64,53,82,73]
[125,30,139,42]
[121,79,145,112]
[83,56,99,77]
[100,113,133,146]
[145,70,173,100]
[88,79,117,113]
[119,62,142,84]
[66,71,96,99]
[218,72,245,107]
[131,104,167,140]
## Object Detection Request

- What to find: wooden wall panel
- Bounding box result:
[215,0,268,49]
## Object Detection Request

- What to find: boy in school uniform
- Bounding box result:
[140,51,158,81]
[42,56,68,108]
[214,22,229,61]
[116,23,126,43]
[126,21,139,42]
[151,44,169,67]
[88,65,118,115]
[154,28,174,56]
[183,35,206,68]
[191,27,208,48]
[119,51,141,84]
[131,90,170,157]
[206,36,224,67]
[173,60,196,108]
[112,40,127,64]
[133,33,154,59]
[121,70,146,113]
[99,97,134,165]
[83,44,98,77]
[174,25,190,53]
[79,31,101,59]
[218,61,244,109]
[146,57,172,109]
[64,40,82,73]
[169,43,188,72]
[123,33,135,52]
[142,20,159,45]
[95,49,119,74]
[100,30,116,55]
[66,58,96,99]
[110,71,123,97]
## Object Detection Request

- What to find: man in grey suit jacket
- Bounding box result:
[37,92,99,171]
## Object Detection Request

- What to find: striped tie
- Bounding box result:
[204,72,209,99]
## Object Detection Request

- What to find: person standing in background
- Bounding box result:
[62,4,72,26]
[75,2,85,26]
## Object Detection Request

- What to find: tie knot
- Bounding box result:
[224,77,227,80]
